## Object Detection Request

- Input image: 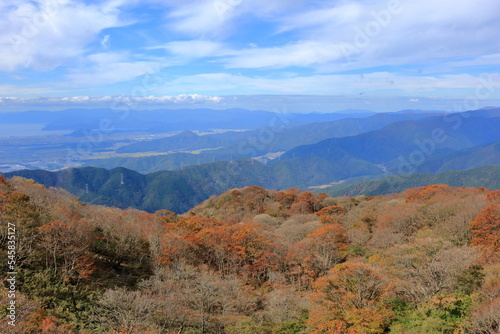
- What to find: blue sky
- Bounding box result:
[1,0,500,112]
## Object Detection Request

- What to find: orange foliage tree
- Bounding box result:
[308,261,394,334]
[37,218,96,282]
[307,223,349,275]
[470,191,500,263]
[404,184,454,203]
[316,205,346,224]
[284,223,349,287]
[285,240,317,289]
[161,216,281,282]
[161,216,221,265]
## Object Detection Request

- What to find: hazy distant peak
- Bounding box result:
[478,106,500,110]
[174,130,199,138]
[333,109,375,114]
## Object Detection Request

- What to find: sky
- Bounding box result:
[1,0,500,112]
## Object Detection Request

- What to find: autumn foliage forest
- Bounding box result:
[0,175,499,333]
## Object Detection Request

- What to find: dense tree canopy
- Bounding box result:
[1,178,498,333]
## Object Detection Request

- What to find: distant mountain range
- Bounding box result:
[3,107,499,213]
[87,111,444,173]
[117,111,440,154]
[282,109,500,175]
[0,107,383,172]
[0,107,378,133]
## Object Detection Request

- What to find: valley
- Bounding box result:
[2,107,499,214]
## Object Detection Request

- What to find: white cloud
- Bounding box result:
[165,0,300,37]
[64,52,165,87]
[438,54,500,72]
[222,41,344,69]
[214,0,500,72]
[145,0,500,75]
[2,0,500,99]
[167,0,234,36]
[159,72,500,96]
[277,3,363,33]
[0,84,55,96]
[0,94,224,105]
[152,40,229,58]
[0,0,127,72]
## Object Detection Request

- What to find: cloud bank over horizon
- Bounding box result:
[2,94,500,114]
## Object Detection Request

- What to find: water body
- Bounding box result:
[0,124,71,138]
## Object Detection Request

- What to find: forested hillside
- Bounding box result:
[1,176,498,333]
[416,142,500,174]
[5,164,500,214]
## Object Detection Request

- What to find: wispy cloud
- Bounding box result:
[167,0,236,37]
[0,0,129,72]
[165,0,300,37]
[1,0,500,102]
[64,52,165,87]
[160,72,500,96]
[277,3,363,33]
[0,84,56,96]
[221,41,344,69]
[152,40,229,58]
[217,0,500,72]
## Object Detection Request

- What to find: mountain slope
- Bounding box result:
[2,175,497,333]
[117,111,439,154]
[4,162,274,213]
[88,111,441,173]
[4,110,499,213]
[116,130,242,153]
[5,160,499,214]
[416,141,500,173]
[324,165,500,197]
[282,113,500,170]
[5,157,381,213]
